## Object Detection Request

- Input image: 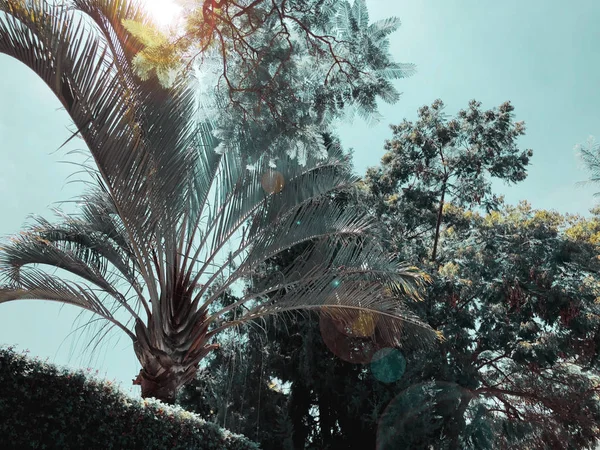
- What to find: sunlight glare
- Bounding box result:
[143,0,183,29]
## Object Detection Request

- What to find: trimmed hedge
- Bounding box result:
[0,347,260,450]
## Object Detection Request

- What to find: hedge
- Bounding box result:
[0,346,260,450]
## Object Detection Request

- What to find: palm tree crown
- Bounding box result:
[0,0,435,403]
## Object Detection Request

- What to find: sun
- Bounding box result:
[143,0,183,29]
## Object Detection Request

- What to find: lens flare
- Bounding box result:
[319,314,381,364]
[144,0,182,28]
[349,311,378,338]
[370,348,406,383]
[261,171,285,194]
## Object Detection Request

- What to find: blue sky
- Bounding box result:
[0,0,599,396]
[340,0,600,213]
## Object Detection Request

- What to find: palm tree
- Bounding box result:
[0,0,435,404]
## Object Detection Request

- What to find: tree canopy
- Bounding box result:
[179,101,600,449]
[124,0,415,163]
[0,0,435,404]
[1,0,599,447]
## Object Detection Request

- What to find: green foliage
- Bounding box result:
[365,99,532,260]
[0,346,259,450]
[421,202,600,448]
[122,18,181,86]
[179,100,600,449]
[127,0,415,162]
[178,329,293,450]
[0,0,435,404]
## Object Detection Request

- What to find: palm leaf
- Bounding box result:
[72,0,149,89]
[211,240,435,348]
[0,0,437,403]
[0,269,135,340]
[0,0,197,245]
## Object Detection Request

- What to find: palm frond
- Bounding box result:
[72,0,149,77]
[245,202,373,268]
[211,240,436,349]
[1,227,115,293]
[0,269,135,340]
[77,189,134,256]
[186,140,356,289]
[26,214,141,296]
[0,0,197,253]
[0,225,145,321]
[185,122,222,235]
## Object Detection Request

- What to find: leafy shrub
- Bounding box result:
[0,346,260,450]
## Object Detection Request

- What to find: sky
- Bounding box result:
[0,0,599,397]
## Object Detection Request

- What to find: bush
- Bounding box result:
[0,346,260,450]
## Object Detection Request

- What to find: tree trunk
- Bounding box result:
[132,318,218,404]
[318,391,334,447]
[447,394,471,450]
[134,369,180,404]
[133,364,199,404]
[289,382,312,450]
[431,182,447,262]
[337,409,374,449]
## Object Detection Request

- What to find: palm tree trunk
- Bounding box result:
[134,369,182,404]
[132,316,218,404]
[133,361,201,404]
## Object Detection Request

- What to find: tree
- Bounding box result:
[0,0,436,403]
[361,103,600,447]
[365,99,532,261]
[401,202,600,449]
[576,135,600,195]
[124,0,415,162]
[182,102,600,449]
